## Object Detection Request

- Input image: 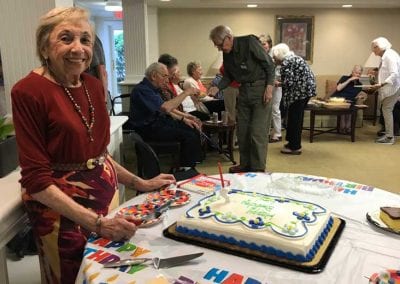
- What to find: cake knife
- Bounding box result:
[103,252,203,269]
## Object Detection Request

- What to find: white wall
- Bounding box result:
[158,8,400,77]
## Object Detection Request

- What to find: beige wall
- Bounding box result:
[158,8,400,78]
[0,0,61,115]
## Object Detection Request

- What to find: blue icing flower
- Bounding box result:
[293,211,311,221]
[198,206,211,216]
[249,217,264,227]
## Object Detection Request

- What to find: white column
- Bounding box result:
[121,0,150,85]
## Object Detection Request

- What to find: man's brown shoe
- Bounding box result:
[229,165,249,173]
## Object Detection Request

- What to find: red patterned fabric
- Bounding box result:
[22,157,117,284]
[11,72,110,195]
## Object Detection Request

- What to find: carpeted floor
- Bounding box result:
[123,120,399,197]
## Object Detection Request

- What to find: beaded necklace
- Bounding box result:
[62,81,95,142]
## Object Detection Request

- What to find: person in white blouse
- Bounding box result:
[183,61,225,118]
[370,37,400,145]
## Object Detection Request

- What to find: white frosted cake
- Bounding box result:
[176,189,333,262]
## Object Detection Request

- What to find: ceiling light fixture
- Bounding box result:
[247,4,258,8]
[105,1,122,12]
[342,4,353,8]
[160,0,171,2]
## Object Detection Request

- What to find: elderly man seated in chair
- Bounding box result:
[128,62,203,173]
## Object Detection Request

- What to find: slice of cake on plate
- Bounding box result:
[380,207,400,231]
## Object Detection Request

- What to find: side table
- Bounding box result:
[202,121,236,164]
[305,105,360,142]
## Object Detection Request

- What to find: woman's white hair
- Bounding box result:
[371,37,392,51]
[270,43,294,61]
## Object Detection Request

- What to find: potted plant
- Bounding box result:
[0,116,18,177]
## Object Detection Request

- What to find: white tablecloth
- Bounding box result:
[76,173,400,284]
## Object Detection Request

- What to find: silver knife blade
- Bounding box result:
[103,258,151,268]
[155,252,203,269]
[103,252,204,269]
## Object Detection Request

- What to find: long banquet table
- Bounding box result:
[76,172,400,284]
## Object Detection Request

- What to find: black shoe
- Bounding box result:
[229,165,249,173]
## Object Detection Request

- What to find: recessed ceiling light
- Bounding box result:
[342,4,353,8]
[160,0,171,2]
[247,4,258,8]
[105,2,122,12]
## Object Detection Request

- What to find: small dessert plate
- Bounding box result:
[146,188,191,207]
[366,210,400,235]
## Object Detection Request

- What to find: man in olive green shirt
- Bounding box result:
[208,25,275,173]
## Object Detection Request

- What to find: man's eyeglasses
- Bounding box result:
[214,36,227,49]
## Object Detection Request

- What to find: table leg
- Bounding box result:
[227,128,236,165]
[310,110,315,143]
[0,247,10,284]
[351,109,357,142]
[336,114,341,133]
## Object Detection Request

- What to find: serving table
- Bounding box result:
[77,172,400,284]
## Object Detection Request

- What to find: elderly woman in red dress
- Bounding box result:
[11,7,175,283]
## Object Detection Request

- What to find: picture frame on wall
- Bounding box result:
[275,15,314,63]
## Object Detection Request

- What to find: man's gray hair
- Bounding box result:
[372,37,392,51]
[209,25,233,42]
[271,43,294,61]
[145,62,165,79]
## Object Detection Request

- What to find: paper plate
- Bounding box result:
[146,188,191,207]
[116,203,163,227]
[366,210,400,235]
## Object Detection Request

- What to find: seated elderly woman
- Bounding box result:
[11,7,175,283]
[183,61,225,118]
[331,64,368,133]
[158,54,209,121]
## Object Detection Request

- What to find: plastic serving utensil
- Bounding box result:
[103,252,203,269]
[131,200,172,226]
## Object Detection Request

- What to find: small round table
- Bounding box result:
[202,121,236,164]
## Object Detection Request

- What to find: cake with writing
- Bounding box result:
[380,207,400,231]
[176,189,333,262]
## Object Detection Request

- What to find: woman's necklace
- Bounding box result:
[62,81,95,142]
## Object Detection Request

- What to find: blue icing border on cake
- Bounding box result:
[185,189,326,239]
[177,216,334,262]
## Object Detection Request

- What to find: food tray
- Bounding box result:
[163,217,345,273]
[323,103,351,109]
